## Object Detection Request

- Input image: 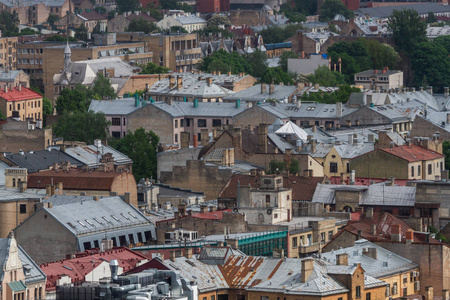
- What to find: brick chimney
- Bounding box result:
[371,224,376,235]
[177,76,183,90]
[186,248,193,259]
[261,83,266,94]
[443,289,449,300]
[180,132,189,148]
[201,129,209,146]
[193,134,198,147]
[269,82,275,95]
[406,229,414,244]
[200,204,208,213]
[336,253,348,266]
[366,207,374,219]
[232,127,242,149]
[426,287,434,300]
[300,258,314,283]
[169,76,176,89]
[391,224,401,242]
[257,124,268,153]
[170,250,176,262]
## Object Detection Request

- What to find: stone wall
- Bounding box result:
[0,121,52,152]
[410,115,450,141]
[157,147,203,179]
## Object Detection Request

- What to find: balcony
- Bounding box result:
[297,242,321,254]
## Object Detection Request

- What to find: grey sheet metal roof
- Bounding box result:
[223,84,297,102]
[150,101,247,117]
[268,133,298,154]
[420,111,450,133]
[387,92,441,112]
[173,14,207,25]
[360,185,416,207]
[334,143,374,159]
[355,3,450,19]
[42,196,152,236]
[312,184,368,204]
[0,70,21,82]
[322,239,418,278]
[89,98,141,115]
[0,187,46,202]
[0,161,8,186]
[260,102,357,119]
[64,144,132,167]
[4,149,84,173]
[42,195,97,206]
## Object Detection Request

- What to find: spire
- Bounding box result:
[64,40,71,55]
[64,40,71,70]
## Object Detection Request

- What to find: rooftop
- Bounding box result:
[0,186,46,201]
[355,3,450,19]
[380,144,444,162]
[146,101,248,118]
[223,84,297,102]
[0,87,42,102]
[89,98,142,115]
[64,144,133,167]
[355,69,402,76]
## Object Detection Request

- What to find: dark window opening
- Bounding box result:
[83,242,92,250]
[19,204,26,214]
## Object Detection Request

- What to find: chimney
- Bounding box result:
[371,224,376,235]
[426,86,433,95]
[169,76,176,89]
[170,250,176,262]
[441,170,449,181]
[193,134,198,148]
[19,181,27,193]
[261,83,266,94]
[300,258,314,283]
[257,124,268,153]
[18,84,21,91]
[443,290,449,300]
[269,82,275,95]
[206,77,212,86]
[178,203,186,216]
[366,207,374,219]
[201,129,209,145]
[296,98,301,109]
[311,125,316,133]
[232,127,242,149]
[124,192,131,205]
[145,83,149,92]
[446,87,450,98]
[406,229,414,244]
[177,76,183,90]
[200,204,208,214]
[374,69,378,74]
[311,138,317,154]
[180,132,189,148]
[186,248,193,259]
[391,224,401,242]
[166,98,173,106]
[426,287,434,300]
[336,253,348,266]
[336,102,343,117]
[93,196,99,201]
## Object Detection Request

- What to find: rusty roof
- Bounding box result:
[27,169,127,190]
[219,174,324,201]
[380,144,444,162]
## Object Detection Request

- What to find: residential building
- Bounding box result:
[350,142,444,180]
[414,179,450,228]
[265,41,291,58]
[14,196,156,264]
[0,86,43,121]
[27,167,138,206]
[107,11,156,33]
[52,43,141,100]
[0,70,29,90]
[287,31,336,54]
[196,0,230,13]
[0,118,52,152]
[64,142,133,172]
[157,11,207,33]
[56,11,108,32]
[323,210,450,294]
[161,246,388,300]
[0,0,71,25]
[71,0,94,13]
[223,82,299,104]
[116,32,201,72]
[41,246,149,297]
[354,3,450,20]
[410,112,450,141]
[354,68,403,90]
[287,54,334,75]
[0,233,47,300]
[322,239,420,298]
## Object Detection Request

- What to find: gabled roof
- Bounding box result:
[380,144,444,162]
[89,98,142,116]
[78,11,107,20]
[0,87,42,102]
[64,144,132,167]
[223,84,297,102]
[148,101,247,118]
[275,120,308,141]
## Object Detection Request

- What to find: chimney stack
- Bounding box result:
[391,224,401,242]
[170,250,176,262]
[269,82,275,95]
[336,102,343,117]
[442,290,449,300]
[445,87,449,97]
[169,76,176,89]
[300,258,314,283]
[311,138,317,154]
[177,76,183,90]
[426,86,433,95]
[206,77,212,86]
[336,253,348,266]
[370,224,376,235]
[257,124,268,153]
[406,229,414,244]
[366,207,374,219]
[261,83,266,94]
[426,287,434,300]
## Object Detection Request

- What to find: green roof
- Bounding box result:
[8,280,27,292]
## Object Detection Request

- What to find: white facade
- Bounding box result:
[157,13,207,33]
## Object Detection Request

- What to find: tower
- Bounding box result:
[64,41,71,70]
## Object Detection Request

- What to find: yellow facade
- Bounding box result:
[315,146,350,179]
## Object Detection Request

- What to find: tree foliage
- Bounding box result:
[444,141,450,171]
[195,26,234,38]
[301,85,361,104]
[260,24,303,44]
[45,35,77,42]
[75,24,88,41]
[306,65,346,86]
[56,86,91,115]
[109,128,160,180]
[126,18,159,34]
[197,49,253,75]
[388,9,427,56]
[139,62,171,74]
[261,67,294,85]
[427,12,437,23]
[169,25,187,33]
[94,6,107,14]
[90,73,117,99]
[279,51,299,72]
[245,50,268,78]
[47,13,59,25]
[319,0,353,22]
[159,0,192,12]
[0,11,19,36]
[359,39,401,70]
[281,0,317,17]
[53,111,110,143]
[116,0,141,12]
[0,108,4,120]
[207,15,231,27]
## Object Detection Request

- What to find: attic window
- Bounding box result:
[111,215,121,222]
[67,222,77,229]
[128,212,138,219]
[120,213,130,220]
[85,219,94,226]
[77,220,87,227]
[102,216,112,223]
[93,217,103,224]
[63,265,73,270]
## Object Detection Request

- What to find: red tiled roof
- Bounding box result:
[192,209,232,220]
[380,145,444,162]
[329,176,412,186]
[40,247,148,291]
[336,211,441,244]
[27,169,125,190]
[0,87,42,102]
[219,174,324,202]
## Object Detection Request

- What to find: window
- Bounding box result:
[292,237,298,247]
[356,286,361,298]
[197,119,207,127]
[112,131,121,138]
[19,204,26,214]
[366,293,371,300]
[428,164,432,175]
[266,195,270,207]
[392,282,398,295]
[112,117,120,126]
[186,119,190,127]
[418,165,421,176]
[17,103,20,110]
[330,162,338,173]
[411,166,414,177]
[346,162,350,173]
[328,230,333,240]
[12,178,16,187]
[386,285,390,297]
[212,119,221,127]
[403,276,408,284]
[180,119,184,127]
[175,120,178,128]
[175,134,178,143]
[211,296,215,300]
[441,161,443,170]
[321,232,325,242]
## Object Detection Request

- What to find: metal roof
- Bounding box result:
[223,84,297,102]
[4,149,84,173]
[89,98,141,115]
[149,101,247,118]
[258,102,357,119]
[172,14,207,25]
[0,187,46,202]
[42,195,97,206]
[64,144,132,167]
[355,3,450,19]
[0,70,22,82]
[322,239,418,278]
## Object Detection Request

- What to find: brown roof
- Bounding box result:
[218,174,324,201]
[27,169,121,190]
[380,144,444,162]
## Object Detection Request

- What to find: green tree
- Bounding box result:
[319,0,353,22]
[45,35,77,42]
[281,0,316,17]
[94,6,107,14]
[159,0,192,11]
[434,35,450,53]
[90,73,116,99]
[116,0,141,12]
[43,98,53,126]
[0,11,19,36]
[195,26,234,38]
[289,159,300,174]
[207,15,231,27]
[197,49,253,75]
[109,128,160,180]
[170,25,188,33]
[359,38,401,70]
[269,160,286,174]
[0,109,4,120]
[108,10,116,20]
[261,67,294,85]
[92,22,102,34]
[246,50,268,78]
[306,65,346,86]
[47,13,59,25]
[55,86,90,115]
[139,62,170,74]
[388,9,427,56]
[279,51,299,72]
[260,24,303,44]
[126,18,159,34]
[427,12,437,23]
[411,42,450,93]
[444,141,450,171]
[75,24,88,41]
[301,85,360,104]
[53,111,110,143]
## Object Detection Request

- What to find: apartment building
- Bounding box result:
[354,68,403,90]
[0,86,43,121]
[116,32,201,72]
[0,0,71,25]
[0,36,18,70]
